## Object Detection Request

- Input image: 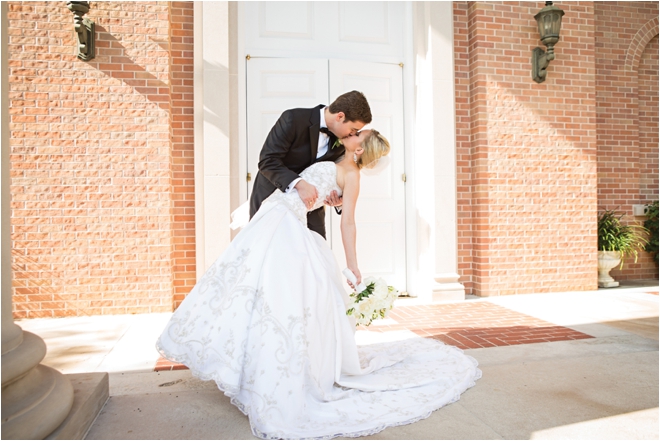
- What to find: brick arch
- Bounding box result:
[625,16,659,71]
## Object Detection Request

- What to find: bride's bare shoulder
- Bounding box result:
[335,161,359,191]
[337,161,358,174]
[342,165,360,185]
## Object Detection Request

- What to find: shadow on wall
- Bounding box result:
[91,25,171,112]
[12,249,86,318]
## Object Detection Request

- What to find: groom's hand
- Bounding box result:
[324,190,342,208]
[295,180,318,209]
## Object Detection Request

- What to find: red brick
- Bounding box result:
[9,1,195,317]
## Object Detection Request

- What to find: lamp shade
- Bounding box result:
[66,1,90,14]
[534,4,564,46]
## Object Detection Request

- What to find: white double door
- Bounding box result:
[246,58,406,290]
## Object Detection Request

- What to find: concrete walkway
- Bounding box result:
[17,283,659,440]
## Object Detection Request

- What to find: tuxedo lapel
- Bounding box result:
[327,133,338,152]
[308,105,324,162]
[317,142,345,162]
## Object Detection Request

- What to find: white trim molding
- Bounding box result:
[194,2,233,276]
[410,1,465,300]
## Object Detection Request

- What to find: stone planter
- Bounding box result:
[598,250,621,288]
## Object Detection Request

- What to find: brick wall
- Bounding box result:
[168,3,195,308]
[8,1,195,317]
[454,2,598,296]
[638,36,658,203]
[634,34,659,278]
[453,2,474,294]
[594,1,658,281]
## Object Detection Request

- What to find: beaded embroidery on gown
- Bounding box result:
[157,161,481,439]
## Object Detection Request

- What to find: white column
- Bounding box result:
[430,1,464,300]
[194,2,233,276]
[1,3,75,438]
[411,2,464,301]
[1,0,22,373]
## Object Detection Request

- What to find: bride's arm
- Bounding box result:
[340,170,361,285]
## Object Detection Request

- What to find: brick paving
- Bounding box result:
[379,302,593,349]
[155,358,189,372]
[154,301,594,371]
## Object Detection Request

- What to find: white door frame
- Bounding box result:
[196,2,463,301]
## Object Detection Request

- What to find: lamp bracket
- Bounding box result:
[532,47,549,83]
[67,1,95,61]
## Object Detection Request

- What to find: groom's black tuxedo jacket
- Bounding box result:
[249,105,345,239]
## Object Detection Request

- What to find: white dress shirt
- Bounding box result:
[286,107,330,193]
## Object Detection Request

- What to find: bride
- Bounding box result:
[157,130,481,439]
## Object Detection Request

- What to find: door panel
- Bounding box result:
[244,2,405,63]
[246,58,329,197]
[328,59,406,290]
[246,57,406,291]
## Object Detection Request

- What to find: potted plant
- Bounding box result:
[643,201,658,266]
[597,209,649,287]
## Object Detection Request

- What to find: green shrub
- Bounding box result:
[644,201,659,265]
[598,209,649,269]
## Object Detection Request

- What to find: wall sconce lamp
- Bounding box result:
[66,1,95,61]
[532,1,564,83]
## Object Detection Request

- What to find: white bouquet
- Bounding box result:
[344,273,399,327]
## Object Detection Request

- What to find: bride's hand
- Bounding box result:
[324,190,343,207]
[347,266,362,290]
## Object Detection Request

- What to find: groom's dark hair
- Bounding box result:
[329,91,372,124]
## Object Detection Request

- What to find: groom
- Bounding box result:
[249,90,372,239]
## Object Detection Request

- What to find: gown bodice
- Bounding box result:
[263,161,342,223]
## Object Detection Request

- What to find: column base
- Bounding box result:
[2,364,74,440]
[1,332,108,441]
[2,330,74,440]
[432,273,466,302]
[47,372,109,440]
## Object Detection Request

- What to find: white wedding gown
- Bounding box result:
[157,161,481,440]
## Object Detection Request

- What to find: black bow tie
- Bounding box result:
[319,127,341,150]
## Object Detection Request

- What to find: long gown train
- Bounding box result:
[157,161,481,439]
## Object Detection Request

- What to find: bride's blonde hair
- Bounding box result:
[357,130,390,170]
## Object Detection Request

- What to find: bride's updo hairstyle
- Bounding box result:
[357,130,390,170]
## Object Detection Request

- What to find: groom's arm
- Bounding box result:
[258,110,301,192]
